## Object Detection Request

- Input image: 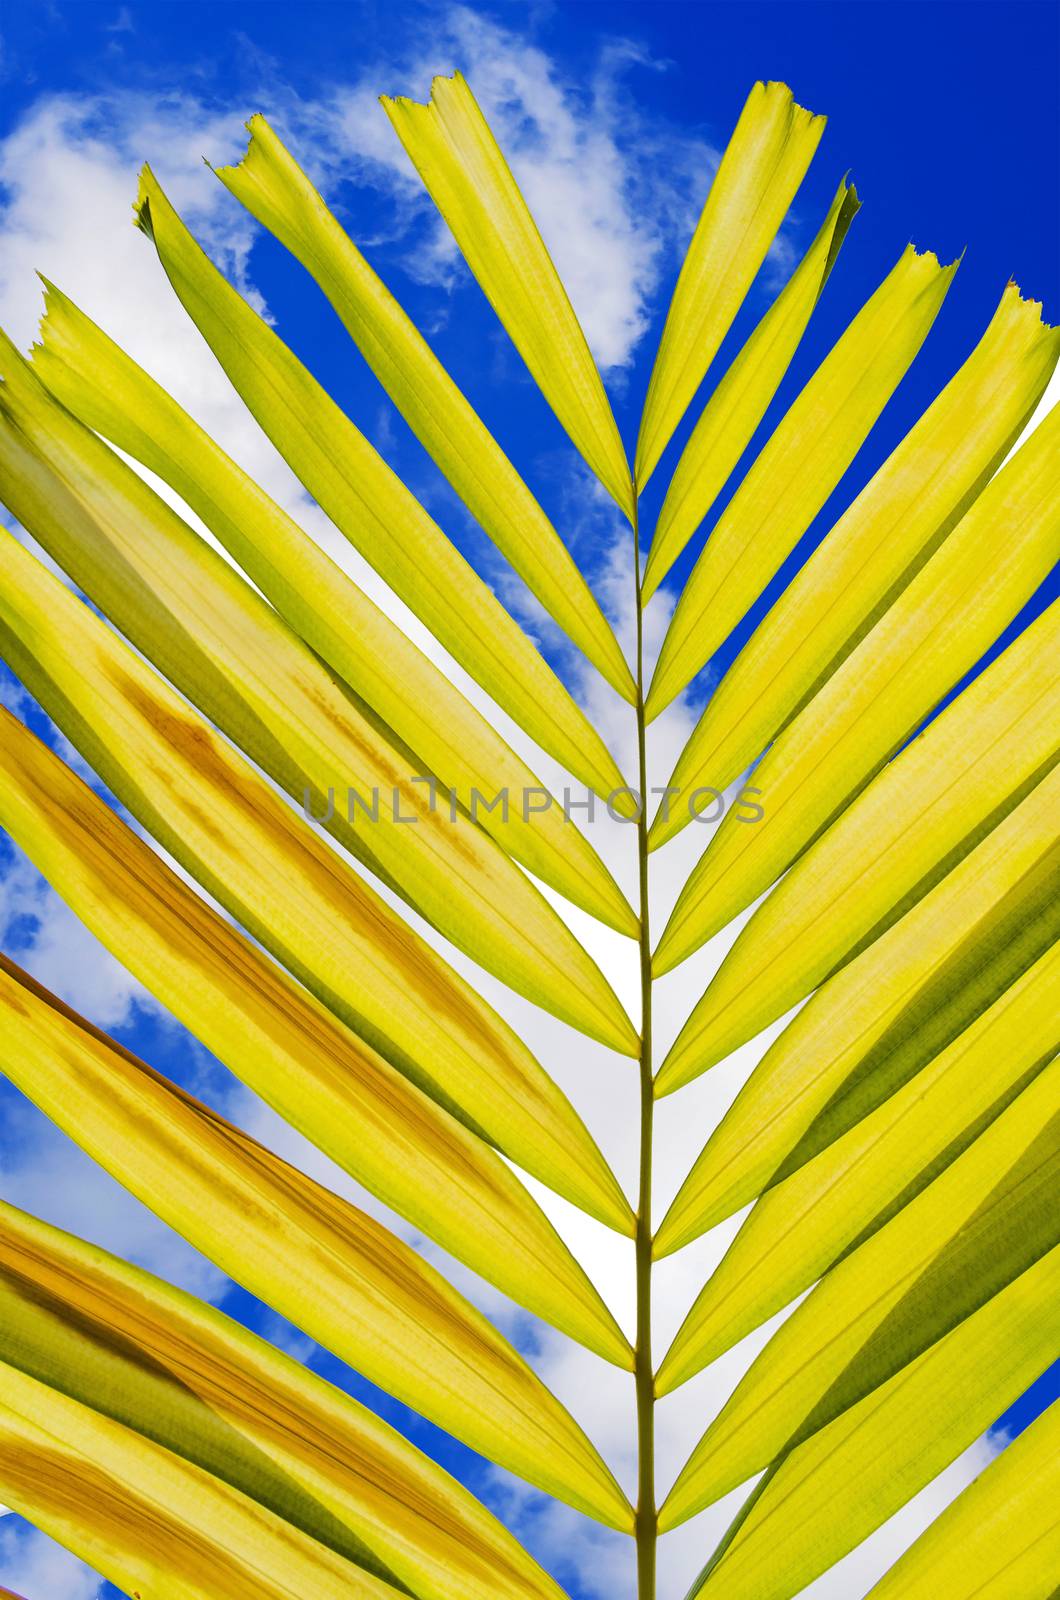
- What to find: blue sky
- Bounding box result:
[0,1,1058,1596]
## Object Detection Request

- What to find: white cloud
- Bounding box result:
[0,1519,100,1600]
[0,1095,227,1304]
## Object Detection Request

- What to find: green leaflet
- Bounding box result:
[654,399,1060,983]
[645,242,957,720]
[211,115,635,701]
[655,765,1060,1253]
[642,177,860,601]
[0,534,634,1216]
[0,959,633,1526]
[650,282,1060,846]
[0,339,638,1050]
[865,1400,1060,1600]
[659,942,1059,1382]
[683,1247,1060,1599]
[381,74,632,519]
[0,1360,403,1600]
[0,1201,568,1600]
[635,81,826,491]
[660,1060,1060,1525]
[131,163,633,804]
[662,599,1060,1074]
[28,283,637,937]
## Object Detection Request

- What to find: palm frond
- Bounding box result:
[0,65,1056,1600]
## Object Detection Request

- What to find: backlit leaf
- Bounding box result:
[645,242,957,719]
[661,1061,1060,1523]
[212,114,636,701]
[642,177,859,600]
[0,958,634,1524]
[654,398,1060,979]
[0,1200,568,1600]
[382,74,632,518]
[635,81,826,491]
[652,283,1060,841]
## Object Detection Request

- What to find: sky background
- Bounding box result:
[0,1,1058,1596]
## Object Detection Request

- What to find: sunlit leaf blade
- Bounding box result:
[0,722,635,1347]
[864,1400,1060,1600]
[0,540,634,1227]
[0,1361,405,1600]
[132,166,632,805]
[660,1060,1060,1525]
[655,766,1060,1251]
[682,1246,1060,1596]
[650,282,1060,846]
[0,705,633,1237]
[0,1202,568,1600]
[0,352,637,1051]
[381,73,632,518]
[0,957,634,1524]
[211,115,635,702]
[658,943,1059,1383]
[25,291,637,941]
[654,399,1060,982]
[661,600,1060,1074]
[645,243,957,721]
[642,177,859,601]
[635,81,826,492]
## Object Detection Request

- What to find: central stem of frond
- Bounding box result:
[632,503,657,1599]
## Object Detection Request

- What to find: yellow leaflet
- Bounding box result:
[132,164,632,803]
[646,243,957,721]
[0,343,637,1050]
[643,178,859,601]
[658,944,1059,1384]
[656,766,1060,1250]
[660,1060,1060,1524]
[0,960,633,1527]
[211,115,635,701]
[27,288,637,937]
[650,282,1060,848]
[382,74,632,518]
[0,1201,567,1600]
[0,713,635,1350]
[664,600,1060,1073]
[685,1247,1060,1596]
[635,81,826,491]
[0,1362,401,1600]
[0,536,633,1221]
[654,400,1060,984]
[865,1400,1060,1600]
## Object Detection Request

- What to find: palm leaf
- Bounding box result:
[863,1398,1060,1600]
[133,164,634,804]
[645,241,958,720]
[642,175,860,600]
[0,67,1055,1600]
[661,1059,1060,1522]
[0,1200,568,1600]
[0,955,632,1520]
[654,400,1060,978]
[651,282,1060,836]
[29,281,637,929]
[657,763,1060,1246]
[682,1246,1060,1599]
[635,80,826,491]
[0,335,638,1026]
[0,705,632,1233]
[381,74,632,518]
[211,114,636,702]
